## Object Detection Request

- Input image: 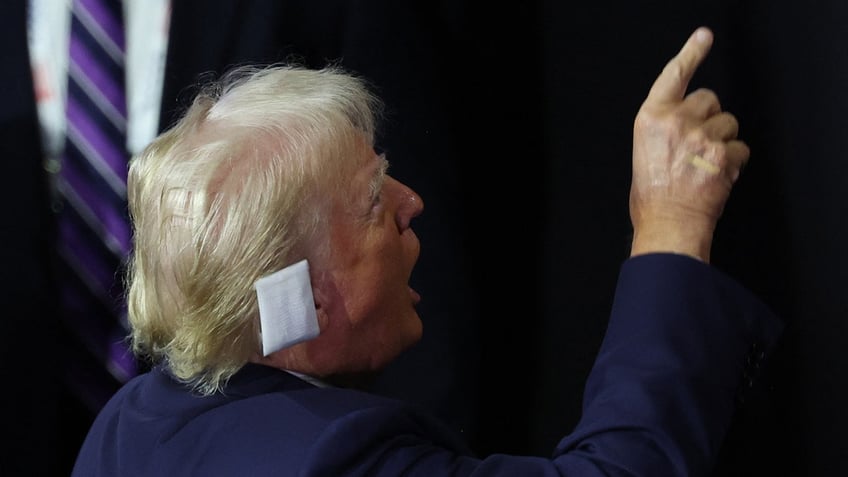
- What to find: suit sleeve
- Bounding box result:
[549,253,784,476]
[303,253,783,477]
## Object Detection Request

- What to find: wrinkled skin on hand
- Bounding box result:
[629,27,750,263]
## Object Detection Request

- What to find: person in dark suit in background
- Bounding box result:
[71,27,781,476]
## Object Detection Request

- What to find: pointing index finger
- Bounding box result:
[645,27,714,105]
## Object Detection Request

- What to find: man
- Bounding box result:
[5,2,457,473]
[71,26,781,476]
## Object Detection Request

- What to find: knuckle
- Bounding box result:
[641,111,687,140]
[634,110,661,132]
[698,87,720,104]
[686,87,721,112]
[714,143,728,163]
[727,117,741,138]
[685,127,708,147]
[634,111,652,128]
[722,112,739,128]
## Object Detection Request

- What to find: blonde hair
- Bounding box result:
[126,65,382,394]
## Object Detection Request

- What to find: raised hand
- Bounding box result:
[629,27,750,263]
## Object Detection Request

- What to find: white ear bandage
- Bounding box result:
[254,259,320,356]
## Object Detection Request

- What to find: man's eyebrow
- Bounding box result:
[368,153,389,200]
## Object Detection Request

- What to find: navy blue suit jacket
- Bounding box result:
[72,254,783,476]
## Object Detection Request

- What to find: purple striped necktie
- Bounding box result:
[57,0,137,412]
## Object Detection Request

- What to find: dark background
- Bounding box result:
[2,1,846,475]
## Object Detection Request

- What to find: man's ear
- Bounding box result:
[310,271,332,330]
[314,300,330,330]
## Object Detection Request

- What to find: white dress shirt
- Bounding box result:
[27,0,171,161]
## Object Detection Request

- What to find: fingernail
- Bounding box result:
[695,27,711,43]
